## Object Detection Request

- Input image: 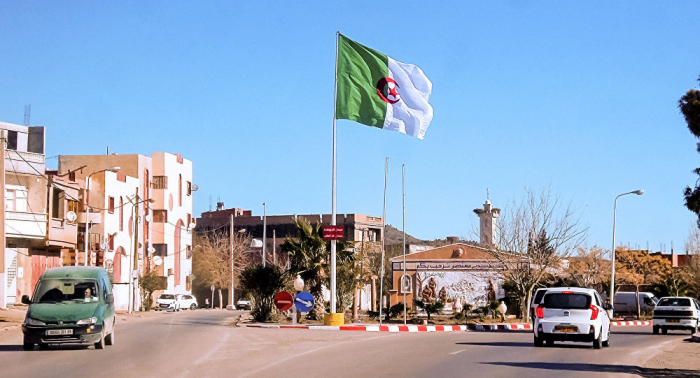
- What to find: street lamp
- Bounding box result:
[229,228,247,310]
[262,202,267,268]
[84,167,120,266]
[610,189,644,312]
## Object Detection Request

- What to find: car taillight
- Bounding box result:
[536,306,544,318]
[590,305,599,320]
[562,291,573,294]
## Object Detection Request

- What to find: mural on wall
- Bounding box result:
[416,271,504,310]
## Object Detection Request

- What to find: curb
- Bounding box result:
[610,321,652,326]
[691,333,700,343]
[242,323,533,332]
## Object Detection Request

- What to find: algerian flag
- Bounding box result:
[335,34,433,139]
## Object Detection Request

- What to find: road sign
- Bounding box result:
[274,291,294,311]
[322,226,344,240]
[294,291,314,312]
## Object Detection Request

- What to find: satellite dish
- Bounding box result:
[100,243,108,251]
[145,214,152,223]
[188,222,196,229]
[148,246,156,254]
[191,184,199,192]
[250,239,263,248]
[153,256,163,266]
[66,211,77,223]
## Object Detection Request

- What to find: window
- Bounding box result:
[52,189,65,219]
[186,245,192,259]
[152,176,168,189]
[108,196,115,214]
[153,243,167,257]
[187,213,191,227]
[119,197,123,231]
[153,210,167,223]
[187,181,192,196]
[67,200,79,215]
[178,174,182,207]
[7,130,17,151]
[543,293,591,309]
[108,233,115,251]
[5,189,15,211]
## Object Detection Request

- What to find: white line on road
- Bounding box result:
[450,349,466,355]
[238,335,389,378]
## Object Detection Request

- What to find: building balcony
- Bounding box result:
[5,150,45,176]
[6,210,47,240]
[47,217,78,249]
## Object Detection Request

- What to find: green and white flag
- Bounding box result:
[335,34,433,139]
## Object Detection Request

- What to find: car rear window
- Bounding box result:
[533,290,547,305]
[160,294,175,299]
[543,293,591,309]
[657,298,691,307]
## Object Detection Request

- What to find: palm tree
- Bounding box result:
[281,218,353,319]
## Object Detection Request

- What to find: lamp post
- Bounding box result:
[610,189,643,312]
[262,202,267,268]
[127,193,155,314]
[84,166,120,266]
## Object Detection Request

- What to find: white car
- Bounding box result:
[652,297,700,335]
[155,293,180,312]
[534,287,612,349]
[178,294,199,310]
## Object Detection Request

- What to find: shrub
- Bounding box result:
[415,300,444,321]
[240,264,286,322]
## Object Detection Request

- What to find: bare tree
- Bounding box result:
[193,230,251,308]
[685,226,700,298]
[492,188,587,322]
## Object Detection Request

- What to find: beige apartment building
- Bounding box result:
[1,121,81,306]
[59,152,194,311]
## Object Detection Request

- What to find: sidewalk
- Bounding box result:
[643,335,700,372]
[0,306,27,331]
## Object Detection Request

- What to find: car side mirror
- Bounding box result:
[21,295,31,305]
[604,303,613,311]
[105,294,114,304]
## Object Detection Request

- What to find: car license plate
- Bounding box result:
[554,325,578,333]
[46,329,73,336]
[667,319,680,323]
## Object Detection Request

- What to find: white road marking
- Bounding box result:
[450,349,466,355]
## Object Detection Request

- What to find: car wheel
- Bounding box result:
[544,338,555,347]
[653,326,659,335]
[190,304,196,310]
[662,328,668,335]
[38,343,49,350]
[602,329,610,347]
[691,327,697,335]
[22,340,33,351]
[593,329,603,349]
[105,327,115,346]
[94,330,105,350]
[534,333,544,347]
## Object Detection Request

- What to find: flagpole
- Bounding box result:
[378,157,388,326]
[402,164,406,326]
[330,31,339,316]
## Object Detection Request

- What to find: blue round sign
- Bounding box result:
[294,291,314,312]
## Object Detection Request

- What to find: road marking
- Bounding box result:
[238,334,388,378]
[450,349,466,355]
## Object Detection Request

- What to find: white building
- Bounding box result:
[58,152,194,311]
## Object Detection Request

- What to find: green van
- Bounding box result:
[21,266,116,350]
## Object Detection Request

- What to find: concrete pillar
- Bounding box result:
[352,289,359,319]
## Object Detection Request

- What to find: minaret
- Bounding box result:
[473,191,500,247]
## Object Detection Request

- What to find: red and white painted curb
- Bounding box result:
[244,321,650,332]
[610,320,652,326]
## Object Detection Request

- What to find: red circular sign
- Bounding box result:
[274,291,294,311]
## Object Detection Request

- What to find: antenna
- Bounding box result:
[24,104,31,126]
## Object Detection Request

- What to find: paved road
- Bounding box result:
[0,310,695,377]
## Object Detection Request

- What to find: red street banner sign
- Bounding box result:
[323,226,344,240]
[274,291,294,311]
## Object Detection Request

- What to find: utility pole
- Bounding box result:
[262,202,267,267]
[272,229,276,265]
[0,131,6,309]
[229,213,235,309]
[130,188,140,313]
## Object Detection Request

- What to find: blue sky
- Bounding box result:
[1,1,699,252]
